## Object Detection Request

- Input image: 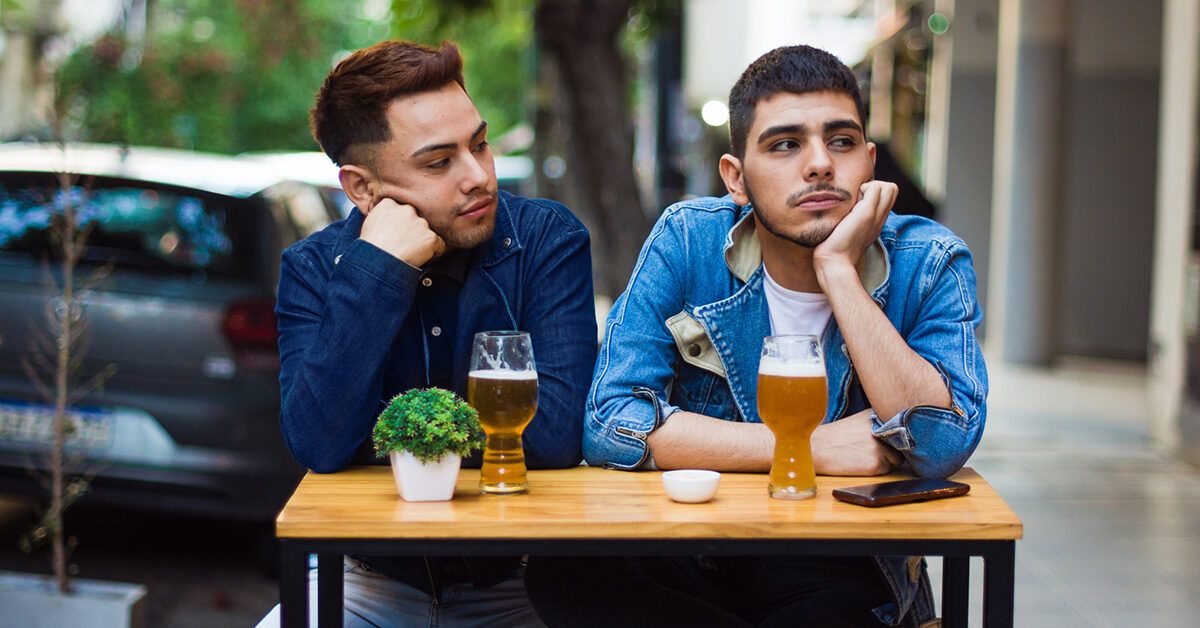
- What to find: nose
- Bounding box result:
[461,151,491,194]
[803,142,834,182]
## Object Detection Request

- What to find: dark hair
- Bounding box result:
[727,45,866,158]
[310,40,465,167]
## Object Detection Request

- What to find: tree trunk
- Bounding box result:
[535,0,651,299]
[51,170,77,594]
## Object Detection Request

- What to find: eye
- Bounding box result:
[829,137,857,150]
[426,158,450,171]
[768,139,799,152]
[473,140,490,153]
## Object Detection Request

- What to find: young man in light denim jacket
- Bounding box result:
[526,45,985,627]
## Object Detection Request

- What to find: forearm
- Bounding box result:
[646,412,774,471]
[818,263,950,420]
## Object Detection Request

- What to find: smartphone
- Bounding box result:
[832,478,970,507]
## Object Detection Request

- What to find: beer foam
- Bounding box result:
[758,357,825,377]
[468,369,538,380]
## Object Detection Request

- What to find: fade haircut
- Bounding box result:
[727,45,866,158]
[310,40,465,167]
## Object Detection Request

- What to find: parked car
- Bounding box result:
[0,143,341,521]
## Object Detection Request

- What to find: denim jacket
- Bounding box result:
[277,191,597,474]
[584,196,987,626]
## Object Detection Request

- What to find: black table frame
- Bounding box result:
[278,538,1015,627]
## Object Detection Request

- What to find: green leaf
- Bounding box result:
[372,387,484,463]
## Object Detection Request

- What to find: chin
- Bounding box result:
[446,223,496,250]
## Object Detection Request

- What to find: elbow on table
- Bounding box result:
[284,437,353,474]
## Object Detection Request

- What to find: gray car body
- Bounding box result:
[0,143,340,521]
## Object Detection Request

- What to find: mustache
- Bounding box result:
[786,183,852,207]
[455,189,498,213]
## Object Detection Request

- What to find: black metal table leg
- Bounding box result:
[942,556,970,628]
[279,542,309,628]
[983,542,1015,627]
[317,554,344,627]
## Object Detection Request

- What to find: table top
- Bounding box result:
[276,466,1022,542]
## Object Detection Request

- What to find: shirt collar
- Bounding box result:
[723,204,890,296]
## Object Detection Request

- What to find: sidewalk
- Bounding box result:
[927,358,1200,627]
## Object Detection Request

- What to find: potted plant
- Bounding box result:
[372,388,485,502]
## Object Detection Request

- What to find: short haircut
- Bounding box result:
[727,45,866,158]
[310,40,465,167]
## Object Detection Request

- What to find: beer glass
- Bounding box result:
[469,331,538,494]
[757,335,827,500]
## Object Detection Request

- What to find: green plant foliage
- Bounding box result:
[391,0,533,140]
[372,388,484,463]
[54,0,394,153]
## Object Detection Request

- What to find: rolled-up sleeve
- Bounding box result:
[584,210,688,470]
[873,238,987,478]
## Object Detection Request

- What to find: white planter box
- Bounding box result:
[0,571,146,628]
[389,451,461,501]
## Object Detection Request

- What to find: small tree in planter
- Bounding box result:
[372,388,484,502]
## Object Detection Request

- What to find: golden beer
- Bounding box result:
[757,357,827,499]
[469,369,538,494]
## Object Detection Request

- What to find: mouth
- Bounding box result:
[794,192,848,211]
[459,195,495,220]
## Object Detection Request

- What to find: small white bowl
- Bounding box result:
[662,470,721,503]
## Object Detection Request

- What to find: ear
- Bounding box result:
[719,154,750,206]
[339,165,378,215]
[867,141,877,173]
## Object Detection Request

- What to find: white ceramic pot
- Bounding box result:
[389,451,461,502]
[0,571,147,628]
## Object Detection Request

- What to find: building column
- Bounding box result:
[1150,0,1200,453]
[988,0,1071,365]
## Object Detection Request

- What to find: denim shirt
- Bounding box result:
[584,195,987,626]
[277,191,597,474]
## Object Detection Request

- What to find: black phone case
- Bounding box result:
[832,479,970,507]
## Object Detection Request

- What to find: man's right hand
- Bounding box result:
[811,409,904,476]
[359,198,446,267]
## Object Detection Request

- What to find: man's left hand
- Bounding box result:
[813,180,897,276]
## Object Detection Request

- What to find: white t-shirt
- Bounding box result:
[763,267,833,337]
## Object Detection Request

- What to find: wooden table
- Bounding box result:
[277,466,1022,627]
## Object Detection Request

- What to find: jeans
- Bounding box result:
[306,557,546,628]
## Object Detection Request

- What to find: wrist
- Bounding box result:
[814,258,858,291]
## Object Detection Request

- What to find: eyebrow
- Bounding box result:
[756,119,865,145]
[410,120,489,158]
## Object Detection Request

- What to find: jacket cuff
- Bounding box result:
[596,387,680,471]
[872,405,976,478]
[871,408,916,451]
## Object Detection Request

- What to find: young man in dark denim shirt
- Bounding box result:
[527,45,984,628]
[276,40,596,627]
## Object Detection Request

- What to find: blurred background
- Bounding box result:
[1,0,1199,625]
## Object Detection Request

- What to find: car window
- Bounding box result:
[0,173,262,280]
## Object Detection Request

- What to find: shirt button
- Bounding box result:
[430,326,442,337]
[502,237,512,248]
[421,277,433,287]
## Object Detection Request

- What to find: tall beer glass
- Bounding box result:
[469,331,538,494]
[757,335,827,500]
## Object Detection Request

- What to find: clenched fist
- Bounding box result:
[359,198,446,268]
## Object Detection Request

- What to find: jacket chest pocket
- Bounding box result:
[665,310,725,377]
